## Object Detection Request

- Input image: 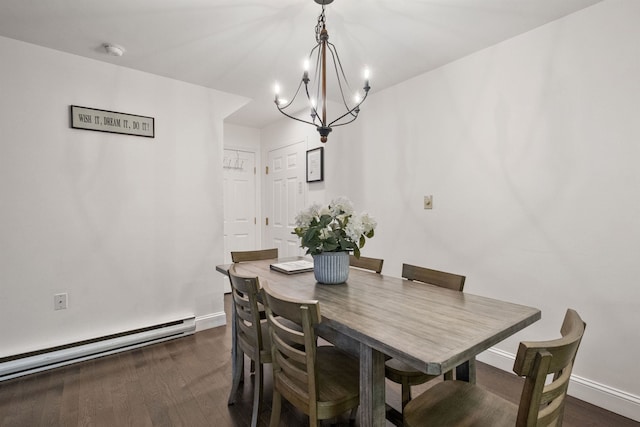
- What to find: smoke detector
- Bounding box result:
[103,43,125,57]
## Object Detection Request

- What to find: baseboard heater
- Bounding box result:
[0,316,196,382]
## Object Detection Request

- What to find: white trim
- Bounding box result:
[195,311,226,332]
[477,348,640,422]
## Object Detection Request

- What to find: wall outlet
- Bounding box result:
[54,293,68,310]
[424,195,433,210]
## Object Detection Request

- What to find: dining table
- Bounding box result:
[217,258,541,426]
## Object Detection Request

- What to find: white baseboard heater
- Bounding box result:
[0,316,196,382]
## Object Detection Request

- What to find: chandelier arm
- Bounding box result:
[277,79,306,110]
[330,115,358,127]
[326,43,353,111]
[304,82,324,126]
[275,105,318,127]
[328,90,369,127]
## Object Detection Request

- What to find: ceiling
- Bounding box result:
[0,0,602,129]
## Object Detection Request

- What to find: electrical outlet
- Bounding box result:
[424,195,433,210]
[54,293,67,310]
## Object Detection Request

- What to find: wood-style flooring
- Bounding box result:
[0,295,637,426]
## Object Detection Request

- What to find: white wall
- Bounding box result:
[266,0,640,419]
[0,36,248,356]
[224,123,261,151]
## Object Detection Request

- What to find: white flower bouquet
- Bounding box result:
[293,197,376,258]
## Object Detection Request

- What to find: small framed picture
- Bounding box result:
[306,147,324,183]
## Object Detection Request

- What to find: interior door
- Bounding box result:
[223,149,257,292]
[266,142,306,257]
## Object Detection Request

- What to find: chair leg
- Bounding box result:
[349,407,358,425]
[228,350,244,405]
[401,378,412,410]
[250,360,263,427]
[269,390,282,427]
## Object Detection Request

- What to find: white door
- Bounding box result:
[223,149,257,292]
[266,142,307,257]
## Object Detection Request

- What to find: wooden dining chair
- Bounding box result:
[385,263,467,414]
[230,248,278,319]
[403,309,586,427]
[349,254,384,273]
[262,283,360,427]
[401,262,466,291]
[227,266,272,427]
[231,248,278,263]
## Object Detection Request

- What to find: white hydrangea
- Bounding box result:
[345,214,365,242]
[360,212,377,234]
[295,202,321,228]
[329,196,354,216]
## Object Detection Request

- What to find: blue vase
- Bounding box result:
[312,251,350,284]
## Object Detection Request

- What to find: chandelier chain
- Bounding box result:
[315,6,326,43]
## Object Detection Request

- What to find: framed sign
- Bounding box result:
[70,105,155,138]
[306,147,324,183]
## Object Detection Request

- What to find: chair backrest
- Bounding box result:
[228,265,269,362]
[513,309,586,427]
[231,248,278,263]
[349,254,384,273]
[401,263,466,291]
[262,284,322,414]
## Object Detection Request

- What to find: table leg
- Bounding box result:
[359,343,386,427]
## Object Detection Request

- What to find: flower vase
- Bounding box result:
[312,251,350,284]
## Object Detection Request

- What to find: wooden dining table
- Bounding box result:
[217,258,541,426]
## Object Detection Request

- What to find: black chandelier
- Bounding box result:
[274,0,370,143]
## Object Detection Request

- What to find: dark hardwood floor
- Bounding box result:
[0,295,637,426]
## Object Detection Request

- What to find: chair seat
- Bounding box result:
[316,346,360,404]
[385,358,437,384]
[404,380,518,427]
[275,346,360,414]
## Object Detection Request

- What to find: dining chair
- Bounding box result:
[400,262,466,291]
[231,248,278,263]
[403,308,586,427]
[230,248,278,355]
[262,283,360,427]
[349,254,384,273]
[227,265,271,427]
[385,263,467,413]
[230,248,278,312]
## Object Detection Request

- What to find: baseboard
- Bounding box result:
[195,311,226,332]
[477,348,640,422]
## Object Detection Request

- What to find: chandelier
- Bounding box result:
[274,0,370,143]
